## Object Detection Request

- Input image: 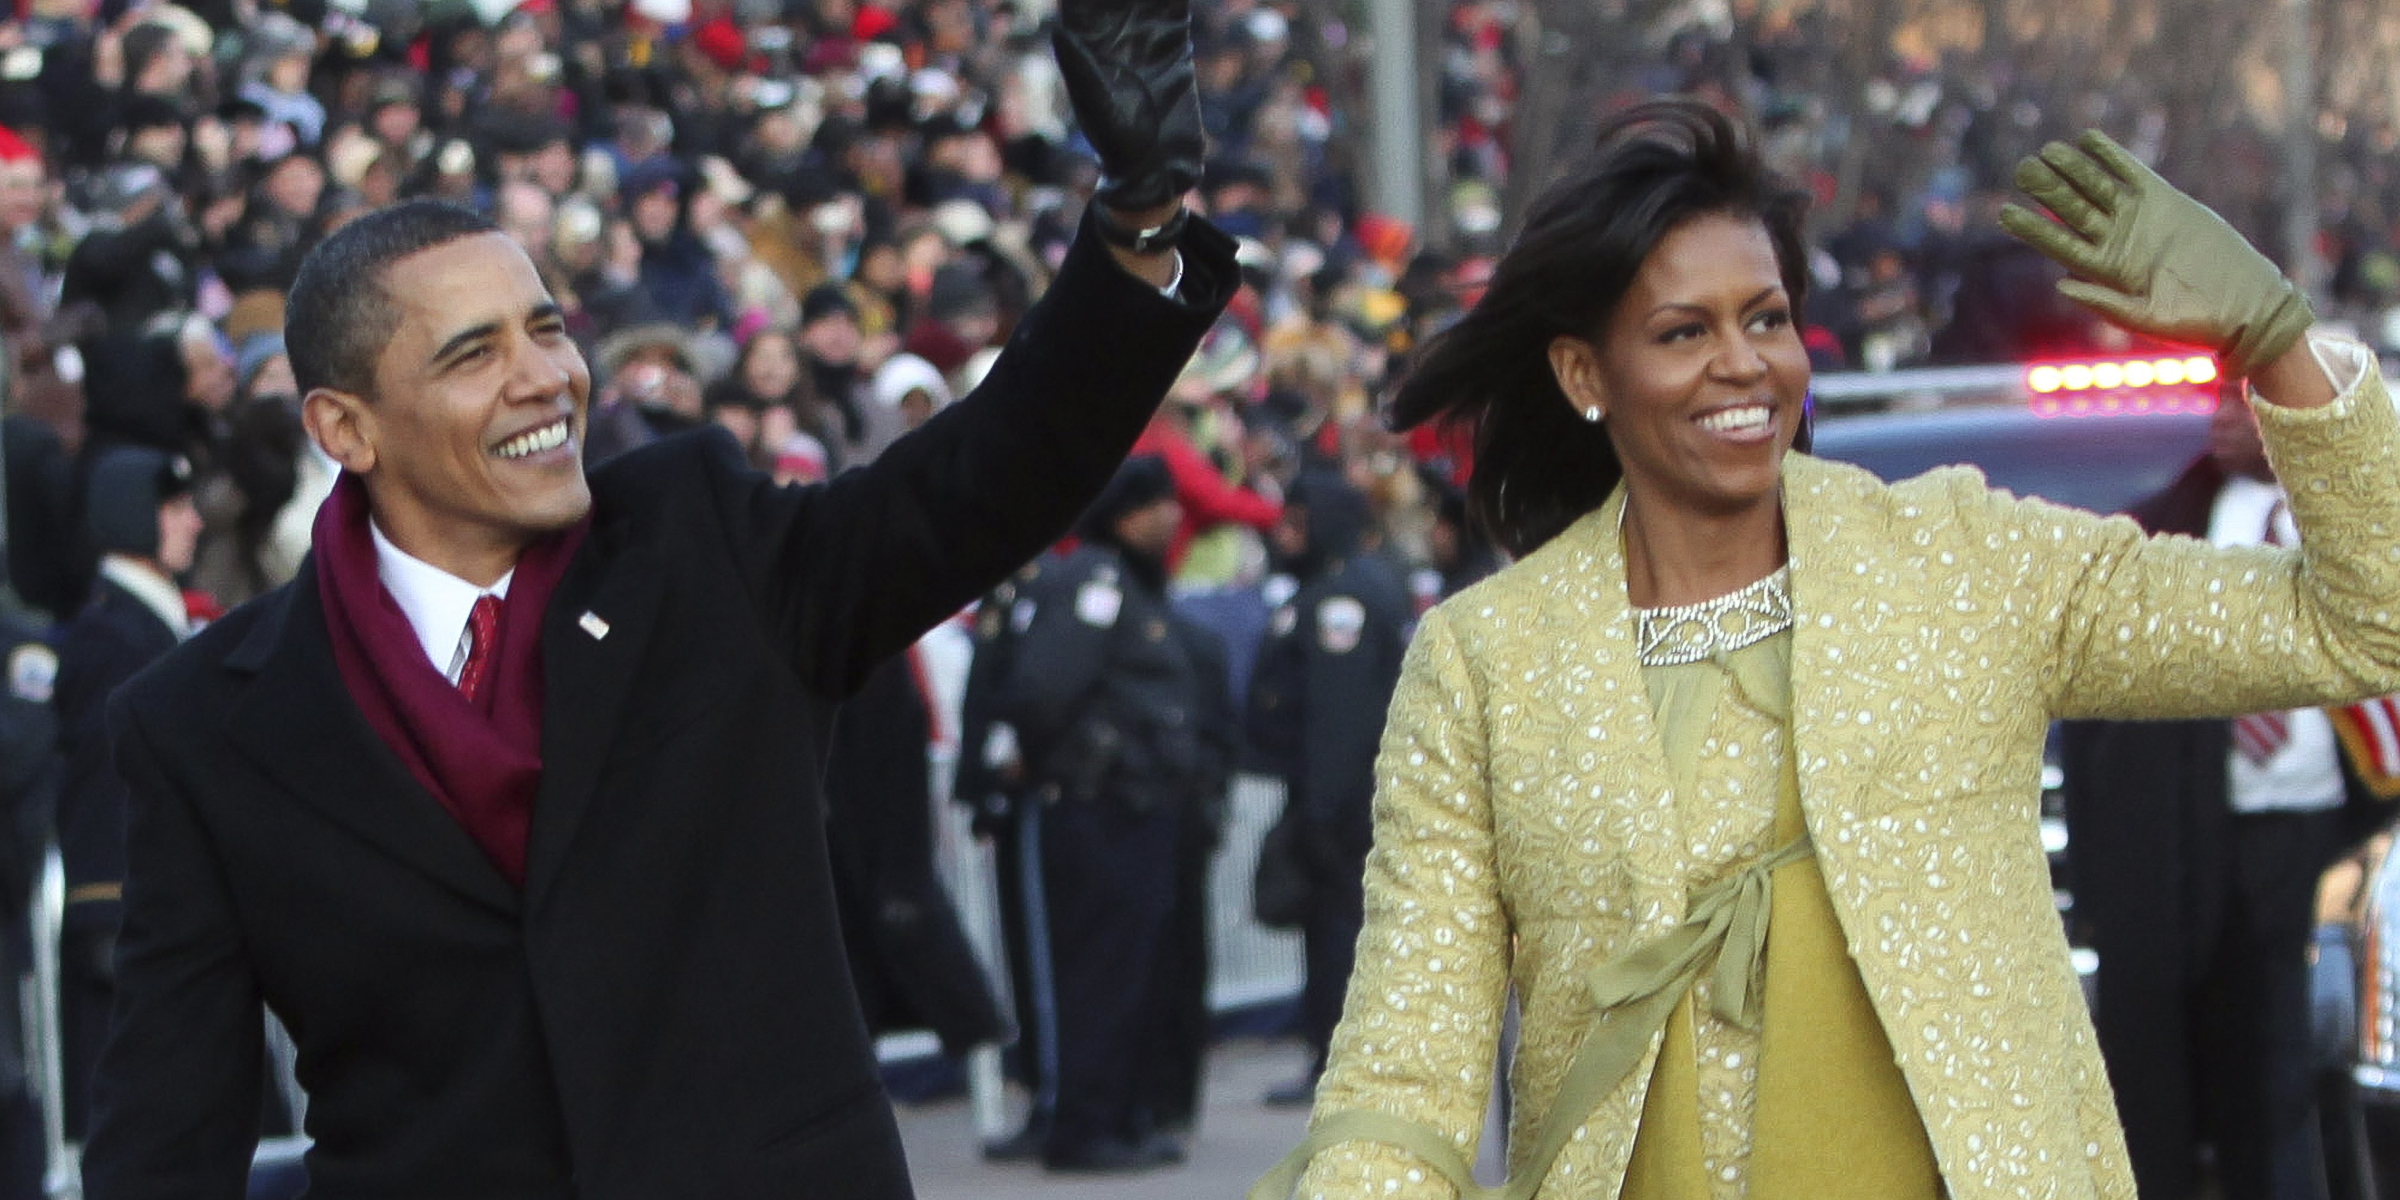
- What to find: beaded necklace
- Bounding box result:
[1633,565,1793,666]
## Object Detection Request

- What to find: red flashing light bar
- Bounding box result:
[2025,355,2220,417]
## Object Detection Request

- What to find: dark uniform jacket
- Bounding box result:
[1246,474,1412,874]
[953,565,1040,831]
[994,544,1233,818]
[80,219,1232,1200]
[0,617,55,920]
[0,612,55,1200]
[56,574,179,902]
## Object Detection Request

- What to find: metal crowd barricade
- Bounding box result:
[29,846,69,1199]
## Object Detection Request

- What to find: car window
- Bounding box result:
[1809,408,2209,516]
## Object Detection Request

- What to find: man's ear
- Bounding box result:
[303,386,376,475]
[1547,335,1609,421]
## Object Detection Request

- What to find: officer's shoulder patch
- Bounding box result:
[8,644,56,703]
[1269,605,1297,638]
[1075,581,1122,628]
[1318,597,1367,654]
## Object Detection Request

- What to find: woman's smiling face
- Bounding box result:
[1548,212,1809,520]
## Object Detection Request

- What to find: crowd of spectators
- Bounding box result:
[0,0,1560,630]
[7,0,2400,636]
[36,0,2400,638]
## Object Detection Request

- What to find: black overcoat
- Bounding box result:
[79,220,1232,1200]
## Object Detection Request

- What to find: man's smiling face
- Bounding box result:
[343,232,592,583]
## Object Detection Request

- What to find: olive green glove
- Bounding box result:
[1998,130,2313,377]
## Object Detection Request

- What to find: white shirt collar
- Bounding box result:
[97,554,190,639]
[369,520,513,684]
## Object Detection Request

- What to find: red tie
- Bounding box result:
[2232,500,2290,765]
[459,594,503,704]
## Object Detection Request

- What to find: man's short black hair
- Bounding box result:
[286,200,500,400]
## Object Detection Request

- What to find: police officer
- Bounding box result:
[1148,590,1235,1138]
[953,562,1062,1162]
[993,455,1232,1173]
[53,447,200,1140]
[1247,467,1411,1107]
[0,611,56,1200]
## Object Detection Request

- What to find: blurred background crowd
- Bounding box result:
[0,0,2397,627]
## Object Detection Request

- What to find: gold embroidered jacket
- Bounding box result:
[1300,361,2400,1200]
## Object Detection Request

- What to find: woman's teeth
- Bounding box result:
[1697,405,1771,434]
[496,421,569,459]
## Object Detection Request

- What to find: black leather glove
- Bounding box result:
[1051,0,1204,213]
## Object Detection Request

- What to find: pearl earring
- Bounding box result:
[1583,406,1603,423]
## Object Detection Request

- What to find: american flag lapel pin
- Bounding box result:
[579,611,611,640]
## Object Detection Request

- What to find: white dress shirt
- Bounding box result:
[369,521,511,685]
[2209,473,2345,813]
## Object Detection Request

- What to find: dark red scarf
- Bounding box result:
[311,473,587,886]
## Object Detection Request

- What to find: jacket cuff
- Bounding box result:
[1070,206,1239,315]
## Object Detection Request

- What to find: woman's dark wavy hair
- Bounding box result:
[1390,97,1811,559]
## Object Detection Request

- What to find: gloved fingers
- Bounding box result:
[2011,155,2110,245]
[1049,23,1116,131]
[2034,139,2125,219]
[1998,202,2106,278]
[2055,278,2152,328]
[1052,0,1126,41]
[2076,130,2159,193]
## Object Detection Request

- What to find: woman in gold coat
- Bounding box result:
[1254,99,2400,1200]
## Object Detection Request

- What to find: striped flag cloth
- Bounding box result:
[2329,695,2400,799]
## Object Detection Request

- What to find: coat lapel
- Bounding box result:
[523,525,666,906]
[223,571,520,915]
[1784,457,1892,822]
[1535,494,1686,904]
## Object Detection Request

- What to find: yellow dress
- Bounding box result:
[1622,633,1941,1198]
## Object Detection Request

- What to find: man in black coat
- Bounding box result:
[825,652,1007,1057]
[53,446,199,1141]
[990,456,1234,1173]
[1245,467,1411,1106]
[2062,386,2392,1200]
[79,7,1225,1193]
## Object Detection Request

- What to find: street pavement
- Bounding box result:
[897,1039,1317,1199]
